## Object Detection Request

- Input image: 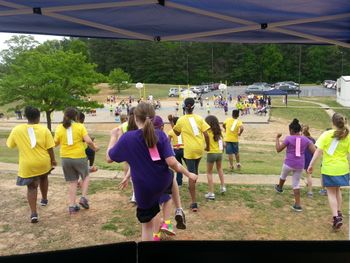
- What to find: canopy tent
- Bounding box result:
[0,0,349,48]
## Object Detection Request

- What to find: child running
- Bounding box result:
[107,102,197,241]
[6,106,56,223]
[204,115,226,200]
[172,97,210,212]
[275,118,316,212]
[302,124,316,197]
[54,107,99,214]
[307,113,350,230]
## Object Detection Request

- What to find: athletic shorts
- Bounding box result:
[136,202,160,223]
[226,142,239,155]
[61,158,89,182]
[207,153,223,163]
[16,169,52,186]
[323,174,350,187]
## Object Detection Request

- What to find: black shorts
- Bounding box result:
[136,203,160,223]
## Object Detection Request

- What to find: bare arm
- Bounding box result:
[119,167,131,190]
[203,130,210,152]
[47,147,57,167]
[83,134,99,152]
[106,127,123,163]
[307,148,323,174]
[166,156,198,182]
[308,143,316,154]
[275,133,286,152]
[238,126,244,136]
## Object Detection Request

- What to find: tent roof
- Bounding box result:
[0,0,350,47]
[263,89,288,95]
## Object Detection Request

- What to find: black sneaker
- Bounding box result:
[338,211,343,218]
[190,202,198,212]
[31,213,39,223]
[291,204,303,212]
[333,216,343,230]
[79,197,89,209]
[175,208,186,230]
[40,199,48,206]
[274,184,283,193]
[69,204,80,214]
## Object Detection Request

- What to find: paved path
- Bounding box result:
[0,162,321,187]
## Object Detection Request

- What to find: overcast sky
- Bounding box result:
[0,32,64,51]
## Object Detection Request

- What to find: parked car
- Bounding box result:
[325,80,336,89]
[278,83,301,94]
[168,87,185,97]
[180,89,197,99]
[323,80,335,88]
[245,84,271,95]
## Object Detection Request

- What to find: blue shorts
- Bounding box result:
[323,174,350,187]
[225,142,239,155]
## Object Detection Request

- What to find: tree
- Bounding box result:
[108,68,132,93]
[0,49,104,131]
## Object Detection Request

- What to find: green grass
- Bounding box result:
[117,83,181,99]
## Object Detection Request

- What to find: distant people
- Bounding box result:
[204,115,226,200]
[302,124,315,197]
[54,107,99,214]
[206,102,210,115]
[223,109,244,171]
[15,107,23,120]
[275,119,316,212]
[172,97,210,212]
[6,106,56,223]
[106,102,197,241]
[307,113,350,230]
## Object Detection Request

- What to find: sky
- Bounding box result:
[0,32,64,51]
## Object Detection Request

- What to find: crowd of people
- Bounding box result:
[5,97,350,241]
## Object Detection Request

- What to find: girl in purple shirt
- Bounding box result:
[275,119,316,212]
[106,102,197,241]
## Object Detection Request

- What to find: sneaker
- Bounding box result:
[89,166,98,173]
[236,163,241,170]
[291,204,303,212]
[338,211,343,219]
[319,189,327,196]
[79,196,89,209]
[220,186,227,194]
[40,199,48,206]
[190,202,198,212]
[30,213,38,223]
[307,192,313,198]
[175,208,186,230]
[333,216,343,230]
[274,184,284,193]
[69,204,80,214]
[153,232,161,241]
[205,192,215,200]
[160,221,176,236]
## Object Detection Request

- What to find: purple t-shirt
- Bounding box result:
[283,135,312,169]
[109,129,174,209]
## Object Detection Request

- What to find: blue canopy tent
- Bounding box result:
[263,88,288,106]
[0,0,349,47]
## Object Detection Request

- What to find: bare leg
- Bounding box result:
[293,188,301,206]
[216,160,225,187]
[335,187,342,212]
[68,180,78,206]
[306,173,313,194]
[227,154,234,170]
[171,177,181,209]
[142,215,159,241]
[27,180,39,214]
[326,187,339,217]
[206,162,214,193]
[81,175,90,198]
[39,174,48,200]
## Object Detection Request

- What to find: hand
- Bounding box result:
[118,176,129,190]
[307,166,313,174]
[51,160,57,167]
[93,143,100,152]
[188,172,198,182]
[205,146,210,152]
[110,127,122,138]
[276,133,282,139]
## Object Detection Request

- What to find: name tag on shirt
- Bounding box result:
[149,145,161,161]
[230,119,238,132]
[327,138,339,156]
[27,127,36,148]
[295,137,301,157]
[189,117,200,136]
[67,127,73,145]
[177,135,182,145]
[219,139,223,151]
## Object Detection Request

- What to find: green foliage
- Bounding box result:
[108,68,132,93]
[0,48,104,130]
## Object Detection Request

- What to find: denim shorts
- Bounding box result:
[323,174,350,187]
[226,142,239,154]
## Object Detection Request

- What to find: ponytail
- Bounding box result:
[143,117,158,148]
[62,107,78,129]
[332,113,349,140]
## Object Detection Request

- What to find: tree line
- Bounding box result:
[83,38,349,85]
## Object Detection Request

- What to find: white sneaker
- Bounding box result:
[130,192,136,204]
[220,186,226,194]
[205,192,215,200]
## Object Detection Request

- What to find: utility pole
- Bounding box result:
[298,45,301,98]
[211,46,214,82]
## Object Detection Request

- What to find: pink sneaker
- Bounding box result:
[153,232,161,241]
[160,221,176,236]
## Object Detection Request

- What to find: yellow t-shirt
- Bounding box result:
[173,114,210,159]
[207,130,223,153]
[224,117,243,142]
[54,123,88,158]
[6,124,55,178]
[168,129,184,149]
[316,129,350,176]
